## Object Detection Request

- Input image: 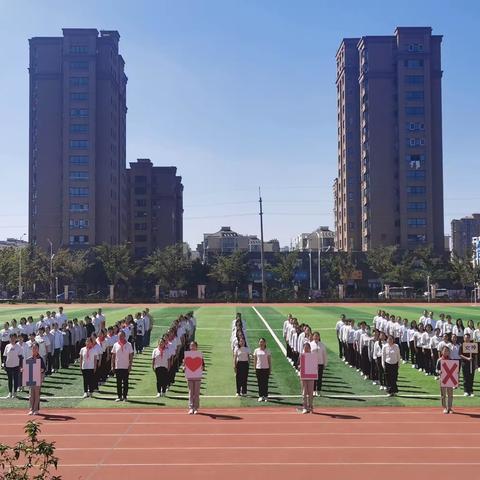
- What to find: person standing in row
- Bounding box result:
[310,332,327,395]
[25,343,45,415]
[436,346,454,414]
[300,342,315,414]
[233,336,250,397]
[460,333,476,397]
[3,334,22,398]
[254,338,271,402]
[382,335,400,397]
[152,338,170,397]
[185,341,205,414]
[79,337,96,398]
[111,331,134,402]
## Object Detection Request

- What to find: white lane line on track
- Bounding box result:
[252,306,286,355]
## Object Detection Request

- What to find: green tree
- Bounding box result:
[209,251,248,296]
[22,246,49,296]
[51,249,90,287]
[145,244,191,290]
[449,253,475,288]
[268,252,298,288]
[409,246,448,286]
[0,247,18,294]
[0,421,61,479]
[94,244,134,291]
[332,252,356,288]
[365,246,397,288]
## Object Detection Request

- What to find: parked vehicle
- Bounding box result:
[378,286,416,299]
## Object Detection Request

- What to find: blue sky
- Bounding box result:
[0,0,479,248]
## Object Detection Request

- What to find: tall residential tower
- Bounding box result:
[29,28,127,251]
[334,27,444,253]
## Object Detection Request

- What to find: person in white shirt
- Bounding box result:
[443,315,454,336]
[142,310,151,348]
[310,332,327,395]
[300,342,315,414]
[374,332,387,390]
[79,337,97,398]
[111,331,134,402]
[414,324,426,371]
[346,320,356,367]
[430,328,442,378]
[55,307,67,328]
[134,313,145,354]
[233,336,250,397]
[422,324,434,376]
[450,335,461,361]
[253,338,271,402]
[436,314,445,337]
[354,323,364,371]
[359,326,371,380]
[382,335,400,396]
[399,318,410,364]
[152,338,170,397]
[25,317,35,336]
[453,319,465,344]
[51,323,64,373]
[419,309,428,326]
[335,314,346,359]
[0,322,11,363]
[3,334,22,398]
[35,327,49,364]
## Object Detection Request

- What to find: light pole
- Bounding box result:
[308,249,313,291]
[18,233,26,300]
[427,275,431,303]
[315,231,322,292]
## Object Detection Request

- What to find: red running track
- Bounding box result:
[2,407,480,479]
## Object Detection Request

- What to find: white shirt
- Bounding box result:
[79,346,96,370]
[93,315,103,333]
[382,343,400,366]
[4,343,22,367]
[53,330,64,349]
[453,326,464,337]
[1,328,11,342]
[112,341,133,369]
[143,315,151,331]
[135,318,145,336]
[254,348,271,369]
[152,347,169,368]
[35,335,49,358]
[234,346,250,362]
[55,313,67,327]
[310,341,327,366]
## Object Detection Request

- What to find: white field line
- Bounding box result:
[252,306,287,356]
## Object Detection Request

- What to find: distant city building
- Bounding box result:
[29,28,127,251]
[291,226,335,252]
[0,238,29,249]
[444,235,451,253]
[334,27,444,253]
[451,214,480,258]
[472,237,480,267]
[126,159,183,258]
[198,226,279,261]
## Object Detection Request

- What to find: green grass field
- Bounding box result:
[1,303,480,409]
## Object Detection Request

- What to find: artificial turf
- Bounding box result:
[1,303,480,409]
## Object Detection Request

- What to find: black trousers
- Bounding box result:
[52,348,60,371]
[432,349,439,375]
[400,342,409,362]
[61,346,71,368]
[155,366,169,394]
[5,366,19,393]
[0,341,8,363]
[370,357,378,381]
[81,369,95,393]
[347,344,355,365]
[256,368,269,397]
[409,341,416,365]
[462,362,475,394]
[337,338,343,358]
[46,352,52,375]
[385,362,399,394]
[135,335,144,354]
[423,349,432,374]
[361,346,370,377]
[376,358,385,386]
[236,361,249,394]
[416,348,425,370]
[314,364,324,392]
[115,369,130,399]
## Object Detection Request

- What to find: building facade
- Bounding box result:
[291,226,335,252]
[29,28,127,252]
[334,27,444,253]
[451,214,480,258]
[126,159,183,258]
[472,237,480,267]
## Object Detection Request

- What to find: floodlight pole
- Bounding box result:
[259,187,266,302]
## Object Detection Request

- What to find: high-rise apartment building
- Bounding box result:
[29,29,127,252]
[451,214,480,258]
[126,159,183,258]
[334,27,444,253]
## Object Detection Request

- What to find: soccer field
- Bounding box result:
[1,303,480,409]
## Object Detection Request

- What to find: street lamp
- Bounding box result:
[308,249,313,291]
[18,233,27,300]
[47,238,55,299]
[315,230,322,292]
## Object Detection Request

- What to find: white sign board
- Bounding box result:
[184,351,203,380]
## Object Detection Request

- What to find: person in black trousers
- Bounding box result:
[234,336,250,396]
[111,331,134,402]
[79,337,96,398]
[382,335,400,397]
[461,333,476,397]
[253,338,271,402]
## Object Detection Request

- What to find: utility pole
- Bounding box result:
[259,187,266,302]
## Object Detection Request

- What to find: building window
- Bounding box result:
[134,235,147,242]
[69,235,89,245]
[70,203,89,212]
[135,175,147,183]
[69,187,89,196]
[135,211,147,218]
[70,124,88,133]
[70,155,88,165]
[70,77,89,87]
[69,171,89,180]
[407,122,425,131]
[406,91,424,100]
[70,140,89,149]
[70,45,88,54]
[407,170,426,180]
[405,75,424,84]
[407,186,426,195]
[408,138,426,147]
[71,92,88,101]
[408,218,426,228]
[70,108,88,117]
[69,219,89,229]
[407,202,426,211]
[404,59,424,68]
[134,223,147,231]
[405,106,425,115]
[407,44,424,52]
[135,199,147,207]
[134,187,146,195]
[408,234,426,244]
[70,61,89,70]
